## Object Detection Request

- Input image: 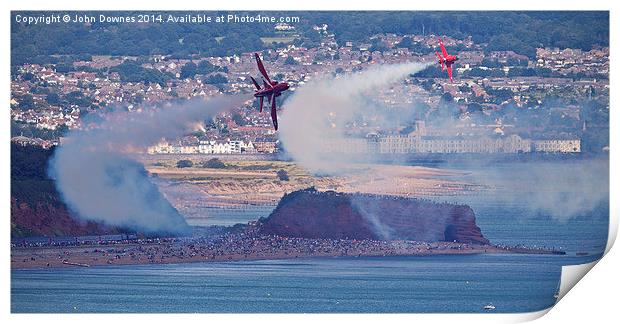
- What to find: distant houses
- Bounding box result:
[148,139,260,155]
[324,134,580,155]
[11,136,54,149]
[10,33,607,156]
[323,121,581,155]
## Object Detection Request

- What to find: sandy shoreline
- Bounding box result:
[135,158,501,245]
[145,160,493,223]
[11,232,564,270]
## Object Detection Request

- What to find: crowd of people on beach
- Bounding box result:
[11,225,501,268]
[11,223,564,268]
[11,236,175,249]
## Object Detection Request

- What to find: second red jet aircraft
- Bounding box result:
[435,37,459,83]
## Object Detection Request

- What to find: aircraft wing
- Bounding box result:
[447,64,453,83]
[254,53,273,84]
[250,76,261,90]
[438,38,449,58]
[270,93,278,130]
[436,51,445,71]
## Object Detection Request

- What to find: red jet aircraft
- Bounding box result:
[435,38,459,82]
[250,53,289,130]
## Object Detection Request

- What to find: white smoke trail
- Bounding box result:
[48,96,247,235]
[279,61,431,174]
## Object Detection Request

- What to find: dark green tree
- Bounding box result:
[202,158,226,169]
[16,94,35,110]
[204,73,228,84]
[284,56,297,65]
[276,169,290,181]
[46,93,61,106]
[180,62,197,79]
[197,60,217,74]
[176,159,193,168]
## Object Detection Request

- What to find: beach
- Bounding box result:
[140,156,492,222]
[11,228,563,270]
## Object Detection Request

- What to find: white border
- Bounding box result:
[2,1,617,323]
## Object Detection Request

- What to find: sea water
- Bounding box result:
[11,159,609,313]
[10,254,601,313]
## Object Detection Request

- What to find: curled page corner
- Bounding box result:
[510,308,552,323]
[554,214,614,305]
[516,257,604,322]
[556,260,599,302]
[605,209,618,254]
[551,203,615,309]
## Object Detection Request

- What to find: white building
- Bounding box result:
[532,139,581,153]
[198,140,255,154]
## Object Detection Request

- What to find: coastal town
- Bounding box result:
[10,23,609,155]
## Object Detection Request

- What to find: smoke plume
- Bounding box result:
[279,62,431,174]
[474,158,609,222]
[48,96,246,235]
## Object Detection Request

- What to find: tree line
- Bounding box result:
[12,11,608,65]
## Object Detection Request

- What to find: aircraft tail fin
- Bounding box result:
[270,94,278,130]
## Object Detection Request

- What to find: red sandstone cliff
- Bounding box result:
[11,144,119,238]
[260,188,489,244]
[11,196,117,237]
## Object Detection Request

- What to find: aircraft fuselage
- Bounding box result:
[254,82,289,98]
